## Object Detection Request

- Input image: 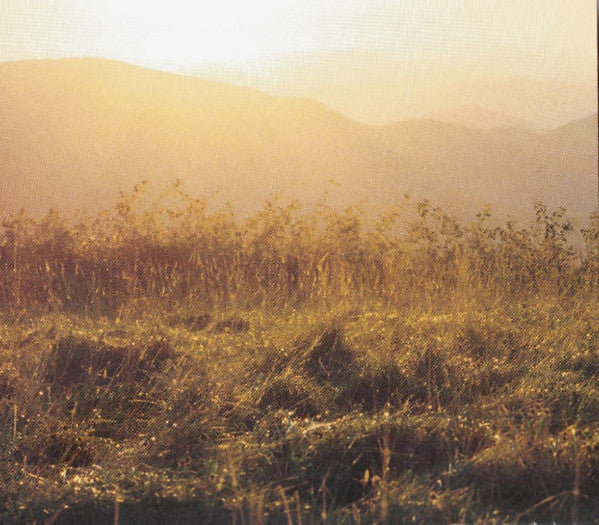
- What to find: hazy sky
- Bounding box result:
[0,1,596,123]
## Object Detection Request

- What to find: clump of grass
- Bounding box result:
[43,335,175,389]
[13,417,96,467]
[409,342,454,408]
[168,311,213,331]
[258,374,324,418]
[214,315,250,333]
[291,322,409,411]
[449,425,599,522]
[344,357,408,411]
[456,322,523,360]
[302,324,357,383]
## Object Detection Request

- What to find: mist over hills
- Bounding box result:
[0,58,596,221]
[427,105,535,131]
[191,51,597,128]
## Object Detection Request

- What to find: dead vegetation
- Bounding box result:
[0,187,597,523]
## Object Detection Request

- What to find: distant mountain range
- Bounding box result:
[190,51,597,128]
[0,58,597,221]
[427,105,535,131]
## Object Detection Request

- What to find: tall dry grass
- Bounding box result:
[0,182,596,315]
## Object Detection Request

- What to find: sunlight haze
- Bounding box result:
[1,0,596,123]
[0,3,598,521]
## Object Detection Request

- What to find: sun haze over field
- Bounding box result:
[1,0,596,123]
[1,4,599,523]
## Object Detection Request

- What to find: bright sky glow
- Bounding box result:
[0,0,595,72]
[0,0,596,123]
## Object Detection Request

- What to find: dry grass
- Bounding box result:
[0,186,597,523]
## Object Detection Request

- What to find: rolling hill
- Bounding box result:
[427,105,535,131]
[190,51,597,128]
[0,58,596,221]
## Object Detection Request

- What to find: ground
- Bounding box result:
[1,295,598,524]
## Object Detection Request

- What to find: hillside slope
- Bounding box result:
[0,58,596,219]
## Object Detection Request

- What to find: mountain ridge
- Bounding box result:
[188,50,597,127]
[0,58,596,221]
